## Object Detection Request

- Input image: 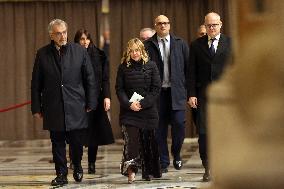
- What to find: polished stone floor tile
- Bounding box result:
[0,139,211,188]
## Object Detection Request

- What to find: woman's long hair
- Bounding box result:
[121,38,149,64]
[74,28,94,45]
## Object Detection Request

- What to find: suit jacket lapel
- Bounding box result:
[60,44,69,70]
[200,36,211,57]
[48,44,61,77]
[169,35,175,61]
[215,34,225,57]
[150,34,163,62]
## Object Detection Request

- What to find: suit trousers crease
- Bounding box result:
[156,89,185,168]
[50,130,84,175]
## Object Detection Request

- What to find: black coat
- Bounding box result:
[144,33,190,110]
[115,60,161,129]
[188,34,231,134]
[88,45,111,98]
[86,45,114,146]
[31,41,97,131]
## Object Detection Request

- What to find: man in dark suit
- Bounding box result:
[144,15,189,173]
[188,12,231,181]
[31,19,97,186]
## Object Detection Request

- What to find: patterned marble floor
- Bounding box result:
[0,139,211,189]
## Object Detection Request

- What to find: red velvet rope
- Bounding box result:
[0,101,31,113]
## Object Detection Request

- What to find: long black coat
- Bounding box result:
[144,33,190,110]
[31,41,97,131]
[86,45,114,146]
[188,34,231,134]
[115,60,161,129]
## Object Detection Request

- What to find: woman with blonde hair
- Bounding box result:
[115,38,162,183]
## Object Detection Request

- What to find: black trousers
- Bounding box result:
[198,134,208,169]
[88,145,98,163]
[120,125,161,177]
[50,130,84,175]
[140,129,161,177]
[192,105,209,169]
[156,88,185,168]
[120,125,140,175]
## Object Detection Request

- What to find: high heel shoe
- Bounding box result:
[127,168,135,184]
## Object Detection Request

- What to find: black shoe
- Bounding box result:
[51,174,68,186]
[88,162,96,174]
[203,169,211,182]
[73,171,83,182]
[161,167,168,173]
[173,160,183,170]
[73,165,83,182]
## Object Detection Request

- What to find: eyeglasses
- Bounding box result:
[53,30,67,38]
[156,22,170,26]
[205,24,220,28]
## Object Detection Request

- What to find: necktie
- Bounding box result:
[209,38,216,55]
[161,39,169,86]
[161,39,167,61]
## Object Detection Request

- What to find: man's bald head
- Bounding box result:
[154,15,170,38]
[204,12,222,38]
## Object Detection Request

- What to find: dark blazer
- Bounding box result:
[115,60,161,129]
[188,34,231,134]
[31,41,97,131]
[86,44,114,146]
[188,34,231,97]
[88,44,110,98]
[144,33,189,110]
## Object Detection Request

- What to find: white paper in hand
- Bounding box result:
[129,92,144,102]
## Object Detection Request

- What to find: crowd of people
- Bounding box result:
[31,12,231,186]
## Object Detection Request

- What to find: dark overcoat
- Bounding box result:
[144,33,190,110]
[188,34,231,134]
[115,60,161,129]
[86,45,114,146]
[31,41,97,131]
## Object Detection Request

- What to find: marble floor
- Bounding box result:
[0,138,211,189]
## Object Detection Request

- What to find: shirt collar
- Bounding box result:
[157,34,170,42]
[55,45,61,51]
[208,33,221,41]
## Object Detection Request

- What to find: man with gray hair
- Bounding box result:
[31,19,97,186]
[140,27,155,41]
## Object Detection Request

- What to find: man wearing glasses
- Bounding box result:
[31,19,97,186]
[144,15,189,174]
[187,12,231,181]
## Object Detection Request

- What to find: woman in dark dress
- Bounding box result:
[115,38,162,183]
[73,29,114,174]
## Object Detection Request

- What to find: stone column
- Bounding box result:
[206,1,284,188]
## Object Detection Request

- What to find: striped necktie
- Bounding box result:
[209,38,216,55]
